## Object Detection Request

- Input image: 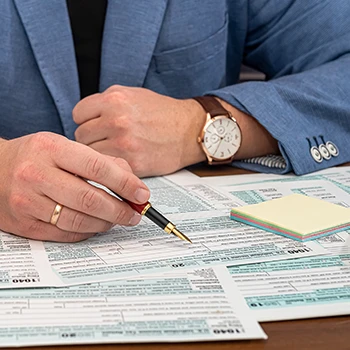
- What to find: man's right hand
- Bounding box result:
[0,132,150,242]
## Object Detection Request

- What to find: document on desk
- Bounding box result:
[0,265,266,347]
[228,231,350,322]
[206,173,350,321]
[0,172,326,288]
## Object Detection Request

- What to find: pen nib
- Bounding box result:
[172,228,192,244]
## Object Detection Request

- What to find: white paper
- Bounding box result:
[0,265,266,347]
[228,231,350,321]
[206,173,350,321]
[0,175,326,288]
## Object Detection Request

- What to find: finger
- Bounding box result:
[15,192,126,233]
[39,169,141,226]
[53,140,150,204]
[54,204,141,231]
[72,93,103,124]
[16,220,97,243]
[75,117,108,145]
[88,142,139,174]
[45,200,114,233]
[73,86,130,125]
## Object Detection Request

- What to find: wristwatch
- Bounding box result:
[194,95,242,165]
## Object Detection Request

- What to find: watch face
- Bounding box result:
[203,116,241,160]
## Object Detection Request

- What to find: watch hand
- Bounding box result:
[213,137,224,156]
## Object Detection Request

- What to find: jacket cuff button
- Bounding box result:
[319,144,331,160]
[326,141,339,157]
[310,146,323,163]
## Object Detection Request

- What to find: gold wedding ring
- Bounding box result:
[50,203,63,226]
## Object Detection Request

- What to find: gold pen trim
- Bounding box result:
[141,203,151,215]
[164,223,192,243]
[164,222,175,234]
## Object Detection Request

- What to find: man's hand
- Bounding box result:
[73,86,207,177]
[73,85,279,177]
[0,132,150,242]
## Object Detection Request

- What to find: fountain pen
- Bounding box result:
[86,180,192,243]
[120,198,192,243]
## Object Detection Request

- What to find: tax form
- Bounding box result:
[228,231,350,321]
[0,265,266,347]
[0,173,326,288]
[208,174,350,321]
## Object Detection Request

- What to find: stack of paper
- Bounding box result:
[230,193,350,241]
[4,168,350,347]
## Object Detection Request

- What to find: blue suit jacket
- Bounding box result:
[1,0,350,175]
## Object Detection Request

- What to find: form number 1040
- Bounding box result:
[11,278,39,283]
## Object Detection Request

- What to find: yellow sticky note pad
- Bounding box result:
[230,194,350,241]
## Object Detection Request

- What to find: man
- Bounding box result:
[0,1,349,242]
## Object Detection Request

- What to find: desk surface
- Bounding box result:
[25,165,350,350]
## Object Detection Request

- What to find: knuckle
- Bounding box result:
[70,211,87,232]
[13,161,46,185]
[8,193,28,213]
[79,188,102,213]
[117,115,131,129]
[84,156,109,180]
[103,89,127,105]
[105,85,119,93]
[30,132,58,153]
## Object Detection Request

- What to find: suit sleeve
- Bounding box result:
[209,0,350,175]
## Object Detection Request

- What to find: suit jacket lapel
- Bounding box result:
[14,0,80,139]
[13,1,168,138]
[100,0,167,91]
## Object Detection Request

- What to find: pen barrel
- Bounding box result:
[144,206,169,230]
[124,201,150,215]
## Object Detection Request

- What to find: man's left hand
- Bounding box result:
[73,85,206,177]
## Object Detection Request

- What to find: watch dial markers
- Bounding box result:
[203,117,241,160]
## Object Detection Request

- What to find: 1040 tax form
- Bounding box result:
[0,173,326,289]
[0,266,266,347]
[202,167,350,321]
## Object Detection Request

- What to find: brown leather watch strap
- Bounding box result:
[193,95,229,117]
